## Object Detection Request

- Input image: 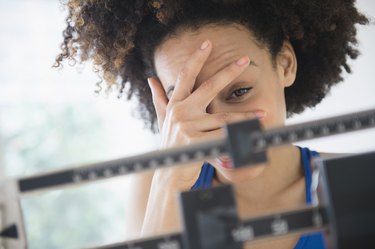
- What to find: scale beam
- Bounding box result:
[1,108,375,249]
[16,108,375,195]
[89,151,375,249]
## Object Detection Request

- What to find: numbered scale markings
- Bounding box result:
[17,108,375,194]
[252,109,375,152]
[92,206,328,249]
[95,233,183,249]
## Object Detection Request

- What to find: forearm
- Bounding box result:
[140,164,201,237]
[141,182,181,236]
[123,171,154,240]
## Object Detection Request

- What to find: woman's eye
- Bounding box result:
[228,87,252,99]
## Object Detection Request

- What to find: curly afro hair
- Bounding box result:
[55,0,369,132]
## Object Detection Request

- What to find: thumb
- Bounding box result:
[148,77,168,130]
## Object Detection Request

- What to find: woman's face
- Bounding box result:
[153,23,297,181]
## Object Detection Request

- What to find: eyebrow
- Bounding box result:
[165,60,258,98]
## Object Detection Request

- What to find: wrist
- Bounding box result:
[152,162,202,191]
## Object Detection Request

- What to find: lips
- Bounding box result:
[216,157,234,169]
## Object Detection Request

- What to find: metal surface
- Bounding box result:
[1,108,375,249]
[17,108,375,195]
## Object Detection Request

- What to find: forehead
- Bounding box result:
[154,24,266,88]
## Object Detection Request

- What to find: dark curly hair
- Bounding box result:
[54,0,369,132]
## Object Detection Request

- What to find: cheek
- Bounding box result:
[255,67,287,116]
[268,89,288,127]
[247,89,286,128]
[207,88,287,128]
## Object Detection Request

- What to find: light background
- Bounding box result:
[288,0,375,152]
[0,1,374,248]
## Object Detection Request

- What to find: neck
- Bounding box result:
[215,145,303,204]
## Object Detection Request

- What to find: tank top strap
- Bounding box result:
[295,147,327,249]
[191,162,215,190]
[299,147,320,204]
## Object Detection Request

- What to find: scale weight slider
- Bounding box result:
[0,224,18,239]
[225,118,267,168]
[179,185,241,249]
[318,151,375,249]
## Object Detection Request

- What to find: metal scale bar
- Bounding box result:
[90,206,328,249]
[17,138,226,194]
[95,233,183,249]
[253,108,375,152]
[3,109,375,248]
[230,206,329,244]
[100,148,375,249]
[17,108,375,194]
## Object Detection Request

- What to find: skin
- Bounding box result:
[125,24,323,248]
[151,23,299,183]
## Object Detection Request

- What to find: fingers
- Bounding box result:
[152,40,254,150]
[185,111,259,132]
[186,56,250,108]
[179,110,258,144]
[160,111,260,147]
[148,77,168,130]
[196,129,225,141]
[169,40,212,103]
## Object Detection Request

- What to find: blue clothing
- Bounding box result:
[191,147,326,249]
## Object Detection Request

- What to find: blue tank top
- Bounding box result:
[191,147,327,249]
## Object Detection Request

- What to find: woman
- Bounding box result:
[55,0,368,248]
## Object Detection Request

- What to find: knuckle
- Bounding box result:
[186,132,200,142]
[176,70,186,83]
[167,104,185,122]
[168,103,181,113]
[200,79,214,91]
[218,112,231,123]
[177,66,197,85]
[177,67,190,81]
[245,112,255,119]
[228,62,242,74]
[177,122,189,132]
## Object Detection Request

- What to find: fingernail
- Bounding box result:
[200,40,210,50]
[254,110,266,119]
[236,56,250,66]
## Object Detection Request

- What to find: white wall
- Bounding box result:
[0,0,374,169]
[288,0,375,153]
